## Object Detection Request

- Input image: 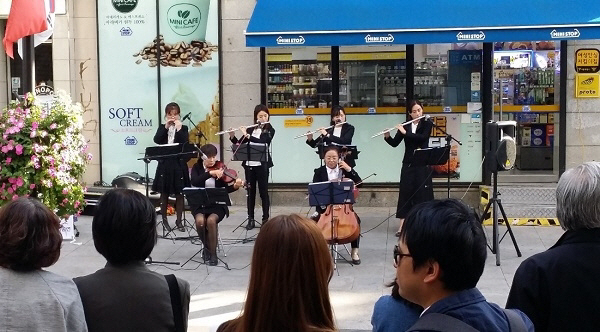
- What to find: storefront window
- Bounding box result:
[493,41,559,177]
[9,41,54,97]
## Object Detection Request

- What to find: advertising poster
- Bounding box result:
[98,0,219,183]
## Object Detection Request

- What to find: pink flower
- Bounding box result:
[8,177,15,184]
[1,146,8,153]
[16,178,24,187]
[30,130,36,138]
[12,194,18,200]
[32,122,39,130]
[29,183,35,189]
[62,188,68,195]
[87,153,93,161]
[5,157,11,164]
[7,187,13,194]
[74,201,80,208]
[62,198,68,203]
[49,123,57,129]
[15,144,23,155]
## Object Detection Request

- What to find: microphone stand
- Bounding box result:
[184,114,208,144]
[426,118,462,198]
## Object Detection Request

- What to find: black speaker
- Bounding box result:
[485,121,517,171]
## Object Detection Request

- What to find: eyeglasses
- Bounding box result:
[393,245,412,264]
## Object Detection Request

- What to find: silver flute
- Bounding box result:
[371,115,429,138]
[294,121,347,139]
[215,121,270,135]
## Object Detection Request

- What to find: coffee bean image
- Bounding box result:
[133,35,218,68]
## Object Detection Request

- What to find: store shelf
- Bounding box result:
[268,82,292,85]
[268,71,293,75]
[293,83,317,86]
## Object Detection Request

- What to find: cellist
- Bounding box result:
[311,145,363,264]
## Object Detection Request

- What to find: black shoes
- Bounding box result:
[175,220,185,232]
[246,218,256,230]
[209,255,218,266]
[161,217,172,232]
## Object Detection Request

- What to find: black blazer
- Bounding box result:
[312,165,362,187]
[384,120,433,165]
[190,163,238,215]
[154,124,189,145]
[306,123,355,148]
[230,125,275,168]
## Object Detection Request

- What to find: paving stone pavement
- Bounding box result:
[49,205,564,332]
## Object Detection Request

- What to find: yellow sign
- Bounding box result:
[317,52,406,62]
[575,73,600,98]
[575,49,600,73]
[266,54,292,62]
[284,116,313,127]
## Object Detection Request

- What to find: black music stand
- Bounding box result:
[424,121,462,198]
[231,142,268,233]
[181,187,231,269]
[412,146,451,198]
[308,180,355,270]
[140,143,197,238]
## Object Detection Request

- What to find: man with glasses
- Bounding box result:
[396,199,533,332]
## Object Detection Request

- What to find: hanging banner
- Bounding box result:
[98,0,220,183]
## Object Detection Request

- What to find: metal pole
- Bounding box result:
[21,36,35,94]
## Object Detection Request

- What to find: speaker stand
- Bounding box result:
[481,171,522,266]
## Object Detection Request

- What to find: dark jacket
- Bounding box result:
[151,125,191,194]
[312,165,361,214]
[74,262,190,332]
[190,162,238,216]
[506,228,600,332]
[153,124,189,146]
[230,125,275,168]
[411,288,533,332]
[306,123,355,148]
[384,120,432,165]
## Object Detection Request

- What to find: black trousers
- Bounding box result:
[396,164,434,219]
[244,164,270,221]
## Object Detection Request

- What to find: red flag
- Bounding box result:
[3,0,48,59]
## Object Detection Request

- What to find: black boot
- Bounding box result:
[162,216,172,232]
[209,253,218,266]
[246,218,255,230]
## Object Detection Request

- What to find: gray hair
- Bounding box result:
[556,162,600,230]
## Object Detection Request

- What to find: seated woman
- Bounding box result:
[371,278,422,332]
[190,144,244,266]
[74,189,190,332]
[0,197,87,331]
[312,145,363,264]
[217,214,336,332]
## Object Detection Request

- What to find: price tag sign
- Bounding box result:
[367,107,376,114]
[443,106,452,113]
[575,49,600,73]
[295,108,304,115]
[522,105,531,112]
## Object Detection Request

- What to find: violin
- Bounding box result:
[207,161,246,188]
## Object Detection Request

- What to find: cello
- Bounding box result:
[316,154,360,245]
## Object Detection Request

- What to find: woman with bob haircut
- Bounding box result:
[74,188,190,332]
[0,197,87,331]
[217,214,335,332]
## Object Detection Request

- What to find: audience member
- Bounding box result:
[371,279,422,332]
[0,197,87,331]
[507,161,600,331]
[217,214,335,332]
[397,199,533,332]
[74,189,190,332]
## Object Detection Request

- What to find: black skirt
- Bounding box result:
[193,205,227,223]
[396,164,434,218]
[151,159,190,196]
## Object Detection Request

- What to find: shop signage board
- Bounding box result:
[575,48,600,73]
[98,0,220,183]
[575,73,600,98]
[283,116,312,128]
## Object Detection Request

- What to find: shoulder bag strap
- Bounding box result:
[165,274,185,332]
[407,313,480,332]
[503,309,528,332]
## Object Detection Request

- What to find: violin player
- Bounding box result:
[311,145,363,264]
[190,144,244,266]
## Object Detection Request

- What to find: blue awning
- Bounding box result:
[245,0,600,47]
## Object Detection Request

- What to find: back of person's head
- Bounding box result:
[93,188,156,265]
[0,197,62,271]
[556,161,600,231]
[237,214,334,332]
[399,199,486,291]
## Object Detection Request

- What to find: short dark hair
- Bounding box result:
[200,144,217,158]
[253,104,269,121]
[399,199,486,291]
[0,197,62,271]
[92,189,157,265]
[330,105,345,125]
[323,145,340,156]
[165,102,181,116]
